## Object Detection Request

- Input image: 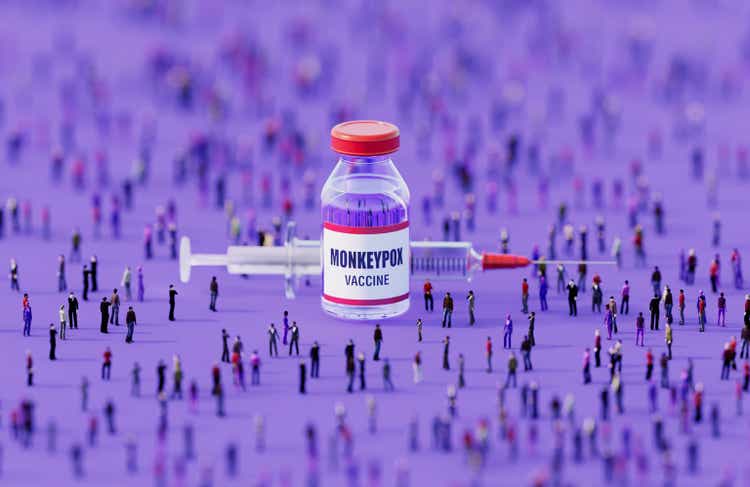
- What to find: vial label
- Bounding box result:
[322,221,410,305]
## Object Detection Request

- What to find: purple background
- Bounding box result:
[1,0,750,485]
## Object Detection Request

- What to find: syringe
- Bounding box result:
[180,222,614,298]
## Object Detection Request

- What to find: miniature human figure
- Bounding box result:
[413,351,423,384]
[383,359,394,391]
[717,292,727,326]
[289,322,300,356]
[592,282,603,313]
[102,347,112,380]
[67,293,78,328]
[594,329,602,367]
[663,285,673,322]
[442,292,454,328]
[131,363,141,397]
[221,329,230,363]
[416,318,423,342]
[268,323,279,357]
[457,354,466,388]
[82,265,90,301]
[125,307,136,343]
[443,336,451,370]
[556,264,566,294]
[697,291,707,332]
[26,351,33,386]
[567,279,579,316]
[636,312,645,346]
[70,228,82,262]
[250,350,261,385]
[99,297,110,333]
[583,348,592,384]
[357,353,366,390]
[168,285,178,321]
[503,314,513,349]
[90,256,99,292]
[521,335,532,371]
[81,377,89,411]
[310,341,320,378]
[57,255,67,292]
[686,249,698,285]
[506,352,518,388]
[423,280,434,312]
[731,248,743,289]
[345,340,356,393]
[137,267,145,302]
[521,278,529,314]
[678,289,686,325]
[665,322,673,360]
[110,289,120,326]
[22,303,32,337]
[58,304,66,340]
[48,323,57,360]
[649,294,660,330]
[209,276,218,311]
[373,324,383,361]
[710,256,720,294]
[722,343,733,380]
[645,349,654,381]
[299,361,307,394]
[660,353,669,388]
[742,325,750,359]
[467,290,476,325]
[539,275,549,311]
[651,266,662,297]
[9,258,20,292]
[121,266,132,300]
[485,336,493,373]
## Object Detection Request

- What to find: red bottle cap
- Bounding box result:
[330,120,400,156]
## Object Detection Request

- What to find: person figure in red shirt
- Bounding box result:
[521,278,529,314]
[645,348,654,381]
[423,280,434,312]
[678,289,686,325]
[710,257,720,294]
[697,292,707,332]
[102,347,112,380]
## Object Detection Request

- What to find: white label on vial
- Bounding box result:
[322,221,410,305]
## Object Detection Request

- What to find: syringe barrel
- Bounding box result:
[409,241,474,280]
[226,243,321,275]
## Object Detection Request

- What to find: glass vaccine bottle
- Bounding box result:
[321,120,410,319]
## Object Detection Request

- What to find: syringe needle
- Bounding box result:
[481,253,616,270]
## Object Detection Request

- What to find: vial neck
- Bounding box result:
[339,154,391,164]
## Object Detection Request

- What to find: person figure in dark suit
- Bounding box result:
[67,292,79,329]
[49,323,58,360]
[168,285,178,321]
[100,297,111,333]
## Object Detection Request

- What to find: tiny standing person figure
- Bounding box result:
[99,297,110,333]
[209,276,218,312]
[168,284,178,321]
[503,314,513,349]
[125,306,137,343]
[49,324,57,360]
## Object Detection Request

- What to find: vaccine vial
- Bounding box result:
[321,120,410,319]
